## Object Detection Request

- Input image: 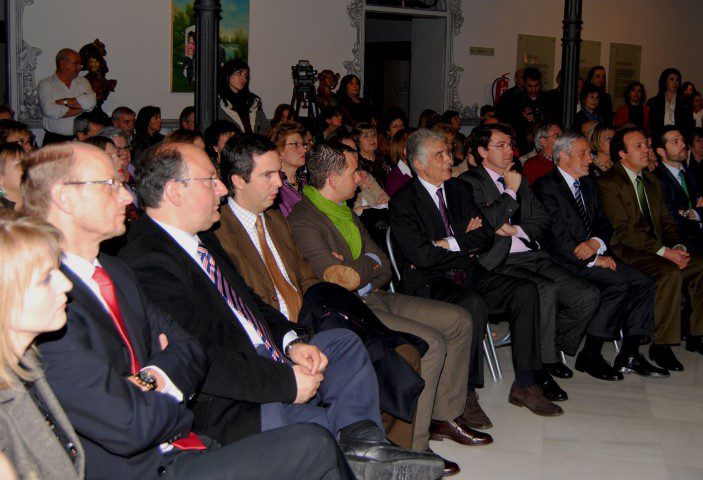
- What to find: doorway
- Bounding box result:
[364,11,446,126]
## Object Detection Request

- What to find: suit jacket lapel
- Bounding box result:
[264,211,300,289]
[477,166,501,204]
[411,178,447,237]
[643,172,663,236]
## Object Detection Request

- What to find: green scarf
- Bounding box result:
[303,185,362,259]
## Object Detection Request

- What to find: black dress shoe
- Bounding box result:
[575,352,623,381]
[685,337,703,355]
[544,361,574,379]
[424,449,460,477]
[536,372,568,401]
[649,344,684,372]
[341,439,444,480]
[614,352,669,377]
[429,418,493,446]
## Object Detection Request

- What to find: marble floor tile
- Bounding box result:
[541,454,670,480]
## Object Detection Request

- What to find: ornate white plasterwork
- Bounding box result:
[344,0,477,121]
[9,0,43,121]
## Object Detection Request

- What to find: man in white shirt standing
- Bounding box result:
[37,49,96,145]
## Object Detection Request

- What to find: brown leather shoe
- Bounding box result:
[323,265,361,290]
[429,417,493,446]
[462,391,492,429]
[424,448,460,477]
[508,383,564,416]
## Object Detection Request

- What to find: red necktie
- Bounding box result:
[91,266,205,451]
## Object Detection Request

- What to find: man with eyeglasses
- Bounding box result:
[118,141,444,480]
[179,106,196,132]
[38,49,96,146]
[389,128,562,418]
[522,122,563,185]
[461,123,600,401]
[25,141,359,479]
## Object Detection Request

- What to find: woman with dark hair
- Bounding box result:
[385,127,416,197]
[0,120,34,154]
[203,120,240,172]
[614,81,649,131]
[0,144,25,210]
[217,58,268,134]
[585,66,613,124]
[353,122,393,188]
[647,67,694,135]
[337,74,373,127]
[317,108,344,143]
[574,85,602,132]
[270,103,294,129]
[131,106,163,160]
[680,81,697,102]
[377,107,407,158]
[691,91,703,128]
[417,109,442,129]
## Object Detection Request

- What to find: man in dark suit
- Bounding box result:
[652,127,703,255]
[118,142,443,480]
[598,127,703,370]
[25,142,356,479]
[533,132,665,379]
[389,128,562,417]
[461,123,600,397]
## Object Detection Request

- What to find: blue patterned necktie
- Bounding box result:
[573,180,592,237]
[197,242,285,363]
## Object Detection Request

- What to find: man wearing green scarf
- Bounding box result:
[290,142,492,476]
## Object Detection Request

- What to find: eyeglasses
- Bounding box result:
[285,141,309,149]
[488,142,514,150]
[63,178,124,193]
[176,176,220,187]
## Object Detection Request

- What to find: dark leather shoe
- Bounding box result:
[575,352,624,381]
[544,361,573,379]
[341,439,445,480]
[424,449,459,477]
[649,344,684,372]
[462,391,492,429]
[685,337,703,355]
[614,352,669,377]
[509,383,564,416]
[536,372,568,401]
[429,418,493,446]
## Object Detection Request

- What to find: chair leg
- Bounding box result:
[483,339,498,383]
[613,328,623,353]
[560,350,568,367]
[485,323,503,380]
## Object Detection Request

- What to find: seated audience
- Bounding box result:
[73,111,104,141]
[574,85,602,132]
[652,127,703,255]
[388,128,561,416]
[132,106,164,160]
[111,106,136,144]
[270,122,307,217]
[614,81,649,131]
[354,122,393,188]
[462,124,601,399]
[597,127,703,371]
[647,68,694,137]
[533,132,663,379]
[378,108,407,158]
[217,59,268,134]
[317,108,344,143]
[25,141,358,480]
[118,142,443,479]
[522,122,563,184]
[0,120,35,154]
[337,74,373,127]
[179,106,195,131]
[588,123,616,178]
[0,213,82,479]
[37,48,96,145]
[97,126,136,196]
[0,144,25,211]
[203,119,241,172]
[270,103,294,129]
[386,127,416,197]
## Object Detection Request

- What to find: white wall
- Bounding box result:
[456,0,703,109]
[22,0,703,119]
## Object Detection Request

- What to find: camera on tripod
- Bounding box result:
[290,60,319,121]
[292,60,317,85]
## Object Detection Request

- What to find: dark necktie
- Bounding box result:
[678,170,693,208]
[436,187,454,236]
[573,180,592,237]
[635,175,654,227]
[197,242,285,363]
[92,266,206,450]
[497,176,506,190]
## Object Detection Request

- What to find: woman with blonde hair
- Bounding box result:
[588,123,615,178]
[0,213,82,479]
[270,122,308,216]
[0,143,25,210]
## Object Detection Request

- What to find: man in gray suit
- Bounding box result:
[461,123,601,400]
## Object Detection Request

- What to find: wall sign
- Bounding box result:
[608,43,642,110]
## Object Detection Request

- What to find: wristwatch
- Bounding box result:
[63,99,68,106]
[134,370,157,391]
[284,338,306,358]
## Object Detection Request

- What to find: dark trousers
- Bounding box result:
[164,424,355,480]
[575,262,654,341]
[427,269,542,387]
[260,329,383,436]
[497,251,601,358]
[42,130,74,146]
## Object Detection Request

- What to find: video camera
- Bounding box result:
[291,60,317,86]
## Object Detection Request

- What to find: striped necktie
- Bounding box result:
[573,180,592,237]
[197,242,285,363]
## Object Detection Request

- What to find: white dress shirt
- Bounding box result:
[152,218,298,351]
[37,74,96,136]
[417,175,461,252]
[61,252,182,401]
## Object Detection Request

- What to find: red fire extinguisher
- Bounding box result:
[492,73,510,105]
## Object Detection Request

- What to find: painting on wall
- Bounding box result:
[171,0,250,93]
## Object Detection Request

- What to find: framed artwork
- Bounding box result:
[171,0,250,93]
